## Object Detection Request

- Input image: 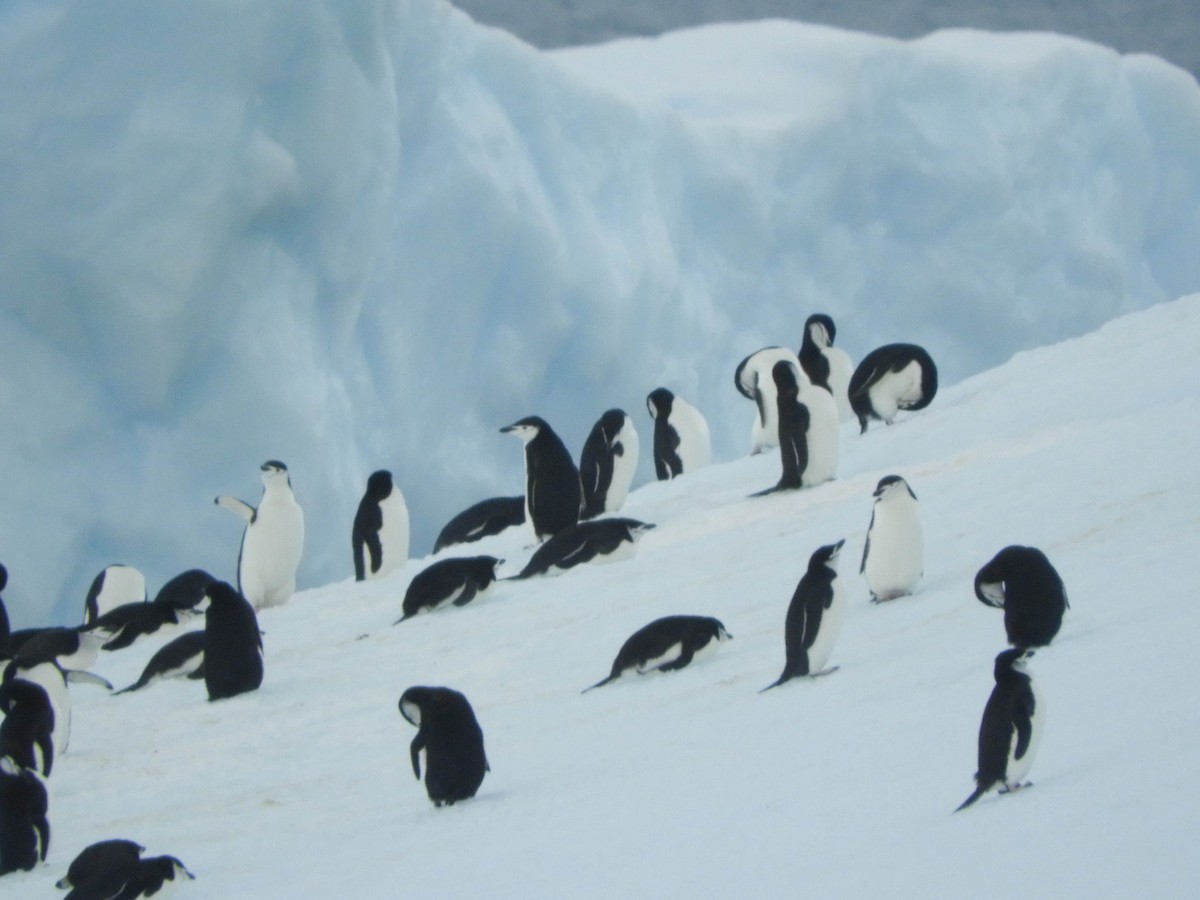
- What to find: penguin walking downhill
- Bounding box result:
[579,409,639,519]
[956,648,1043,811]
[115,631,206,695]
[202,581,263,702]
[394,557,504,623]
[57,838,145,891]
[353,469,410,582]
[848,343,938,434]
[762,540,846,691]
[398,687,489,807]
[83,565,147,625]
[500,416,583,542]
[798,313,855,423]
[734,347,802,454]
[583,615,731,692]
[974,546,1068,648]
[0,755,49,876]
[433,496,526,552]
[507,518,655,580]
[646,388,711,479]
[216,460,305,610]
[860,475,923,602]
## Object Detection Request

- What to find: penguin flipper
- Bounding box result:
[1013,691,1035,760]
[410,732,427,780]
[65,669,113,690]
[215,495,255,522]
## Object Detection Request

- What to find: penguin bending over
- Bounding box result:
[507,519,655,580]
[398,686,489,807]
[0,679,55,776]
[501,417,583,542]
[798,314,854,423]
[579,409,639,519]
[202,582,262,702]
[433,497,526,553]
[216,460,304,610]
[956,648,1043,811]
[353,469,409,582]
[974,546,1068,648]
[583,615,731,692]
[734,347,802,454]
[761,540,846,691]
[646,388,711,479]
[860,475,923,602]
[56,838,145,891]
[115,631,206,695]
[83,565,147,626]
[848,343,938,434]
[394,557,503,623]
[0,755,49,875]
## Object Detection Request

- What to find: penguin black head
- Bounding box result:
[204,581,246,608]
[152,569,216,612]
[646,388,675,419]
[771,360,800,396]
[598,408,627,433]
[808,539,846,572]
[500,416,550,442]
[804,313,836,348]
[874,474,916,500]
[994,646,1034,678]
[366,470,394,499]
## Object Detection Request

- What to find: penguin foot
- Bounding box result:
[807,666,840,678]
[998,781,1033,795]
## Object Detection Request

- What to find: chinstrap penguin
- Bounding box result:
[433,496,526,552]
[500,416,583,542]
[394,557,504,623]
[974,546,1068,648]
[0,754,49,875]
[352,469,409,582]
[0,678,55,776]
[115,631,206,695]
[398,686,489,807]
[798,313,854,423]
[761,540,847,691]
[956,648,1043,811]
[202,581,263,702]
[215,460,305,610]
[96,854,195,898]
[734,347,802,454]
[56,837,145,891]
[0,564,10,645]
[507,518,655,580]
[83,565,147,626]
[848,343,938,434]
[583,615,731,692]
[579,409,639,519]
[646,388,711,479]
[860,475,923,602]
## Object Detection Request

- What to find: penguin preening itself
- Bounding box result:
[974,546,1068,648]
[956,648,1043,811]
[646,388,711,480]
[0,678,55,776]
[202,581,263,702]
[579,409,639,519]
[583,615,731,692]
[353,469,409,582]
[0,755,49,875]
[507,518,655,581]
[433,496,526,553]
[751,361,838,495]
[215,460,305,610]
[500,416,583,542]
[398,686,489,807]
[798,313,854,423]
[734,347,802,455]
[83,564,147,626]
[848,343,938,434]
[394,557,503,623]
[761,540,846,691]
[85,569,214,653]
[860,475,923,603]
[115,631,206,695]
[56,838,145,891]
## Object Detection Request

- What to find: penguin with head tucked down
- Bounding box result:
[353,469,410,582]
[761,540,846,691]
[848,343,938,434]
[798,313,854,423]
[398,686,489,807]
[394,557,503,623]
[83,565,147,626]
[0,754,49,875]
[974,546,1068,648]
[734,347,802,455]
[433,497,526,553]
[0,678,55,776]
[579,409,639,519]
[203,581,263,702]
[646,388,711,480]
[860,475,923,603]
[500,417,583,542]
[56,838,145,891]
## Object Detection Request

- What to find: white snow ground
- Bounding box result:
[5,294,1198,898]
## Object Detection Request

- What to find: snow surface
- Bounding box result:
[2,1,1200,635]
[4,295,1199,898]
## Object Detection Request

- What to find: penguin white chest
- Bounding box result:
[371,491,410,580]
[240,489,305,609]
[1006,681,1044,788]
[605,421,640,512]
[673,401,712,473]
[807,576,845,672]
[823,347,855,423]
[799,384,839,486]
[864,498,923,600]
[868,360,923,423]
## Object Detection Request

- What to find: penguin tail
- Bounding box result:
[114,679,147,696]
[955,780,992,813]
[392,614,413,626]
[581,675,617,694]
[758,674,789,693]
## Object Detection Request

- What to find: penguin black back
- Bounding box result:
[584,615,731,691]
[116,631,206,695]
[974,546,1068,648]
[772,360,810,492]
[0,564,9,645]
[203,581,263,702]
[762,540,846,691]
[152,569,216,614]
[396,556,503,622]
[0,755,49,875]
[433,496,526,552]
[848,343,938,433]
[798,313,836,389]
[646,388,681,479]
[500,416,583,541]
[579,409,635,519]
[398,686,488,806]
[56,837,145,891]
[0,679,55,776]
[353,469,394,581]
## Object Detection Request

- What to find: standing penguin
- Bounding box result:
[0,679,55,776]
[798,314,854,423]
[583,615,731,691]
[860,475,923,602]
[646,388,711,480]
[394,557,504,623]
[215,460,305,610]
[734,346,802,454]
[761,540,846,691]
[579,409,640,519]
[352,469,410,582]
[83,565,147,625]
[753,361,838,495]
[848,343,938,434]
[0,755,49,875]
[398,686,489,807]
[500,416,583,542]
[202,581,263,702]
[974,546,1068,648]
[956,648,1043,811]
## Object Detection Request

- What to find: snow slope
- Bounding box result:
[5,295,1198,898]
[3,1,1200,626]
